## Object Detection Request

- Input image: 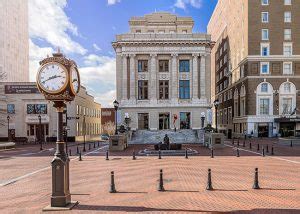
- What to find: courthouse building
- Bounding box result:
[112,12,213,131]
[0,82,101,142]
[208,0,300,137]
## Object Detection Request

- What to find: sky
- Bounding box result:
[28,0,218,107]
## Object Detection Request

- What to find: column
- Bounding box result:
[192,54,199,101]
[129,54,136,102]
[122,54,128,101]
[150,54,157,103]
[200,54,206,99]
[171,53,178,103]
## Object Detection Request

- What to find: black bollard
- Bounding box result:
[69,149,72,156]
[250,142,252,150]
[252,168,260,189]
[262,147,265,157]
[257,143,260,151]
[271,146,274,155]
[83,143,86,152]
[132,150,136,160]
[158,150,162,159]
[210,148,214,158]
[79,151,82,161]
[158,169,165,191]
[109,171,117,193]
[290,140,293,147]
[97,142,99,147]
[76,146,79,154]
[94,142,95,148]
[206,168,213,190]
[89,143,91,150]
[232,138,234,145]
[236,148,240,157]
[266,145,269,153]
[106,150,109,160]
[185,148,188,159]
[237,139,240,147]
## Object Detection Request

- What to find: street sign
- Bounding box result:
[67,116,80,120]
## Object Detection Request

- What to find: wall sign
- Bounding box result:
[5,85,40,94]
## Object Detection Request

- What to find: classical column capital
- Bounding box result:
[150,53,157,58]
[122,53,129,57]
[171,53,178,58]
[192,53,200,58]
[129,54,136,58]
[200,53,208,57]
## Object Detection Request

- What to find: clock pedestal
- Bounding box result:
[43,101,78,211]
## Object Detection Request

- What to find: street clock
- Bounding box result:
[36,51,80,101]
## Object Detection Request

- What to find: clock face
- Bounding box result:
[70,66,80,94]
[37,63,68,94]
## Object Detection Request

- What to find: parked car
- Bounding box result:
[101,133,110,141]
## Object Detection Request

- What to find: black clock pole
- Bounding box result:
[50,101,71,207]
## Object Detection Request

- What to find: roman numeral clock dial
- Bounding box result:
[37,62,68,94]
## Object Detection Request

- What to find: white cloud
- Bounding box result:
[93,43,102,52]
[29,39,54,81]
[28,0,87,55]
[80,54,116,86]
[174,0,203,10]
[107,0,121,5]
[94,90,116,107]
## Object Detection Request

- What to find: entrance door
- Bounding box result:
[180,112,191,129]
[280,122,295,137]
[138,113,149,130]
[258,123,269,137]
[159,113,170,130]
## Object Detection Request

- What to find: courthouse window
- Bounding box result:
[7,104,15,114]
[159,60,169,72]
[179,60,190,72]
[138,80,148,100]
[179,80,190,99]
[159,80,169,100]
[283,62,292,74]
[138,60,148,72]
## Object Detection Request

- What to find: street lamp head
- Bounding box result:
[38,115,41,120]
[7,115,10,120]
[201,112,206,118]
[113,100,119,110]
[213,99,219,108]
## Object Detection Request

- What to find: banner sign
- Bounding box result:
[5,85,40,94]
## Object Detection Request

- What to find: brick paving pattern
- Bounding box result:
[0,139,299,213]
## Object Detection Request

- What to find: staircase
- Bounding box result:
[129,129,200,144]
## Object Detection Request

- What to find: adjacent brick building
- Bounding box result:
[208,0,300,137]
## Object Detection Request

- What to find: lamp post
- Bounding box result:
[7,115,10,141]
[213,99,219,133]
[113,100,119,135]
[38,114,43,150]
[201,112,206,129]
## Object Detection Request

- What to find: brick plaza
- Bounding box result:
[0,140,299,213]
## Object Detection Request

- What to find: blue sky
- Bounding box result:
[29,0,218,107]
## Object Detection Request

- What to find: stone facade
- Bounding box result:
[113,12,213,131]
[208,0,300,138]
[0,82,101,142]
[0,0,29,82]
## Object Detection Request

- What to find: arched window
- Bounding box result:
[279,81,296,115]
[256,82,273,115]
